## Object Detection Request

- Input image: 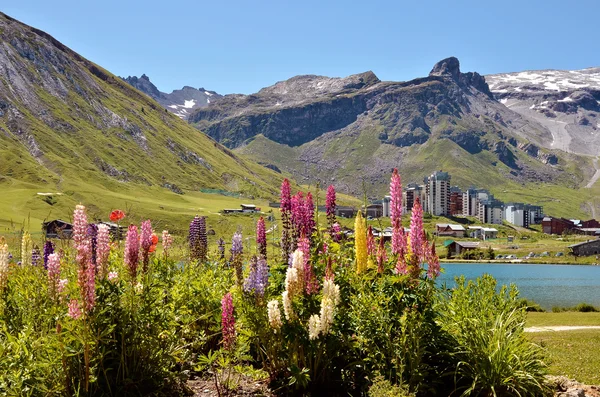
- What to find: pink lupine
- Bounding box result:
[367,226,375,256]
[124,225,140,280]
[409,198,425,262]
[389,169,402,225]
[107,271,118,283]
[73,204,88,246]
[96,224,111,278]
[256,217,267,259]
[426,242,440,279]
[221,292,236,351]
[395,249,408,275]
[291,191,304,236]
[68,299,82,320]
[140,220,153,273]
[392,221,406,255]
[161,230,173,259]
[326,185,337,227]
[298,235,318,294]
[280,179,293,261]
[76,240,95,313]
[376,238,387,274]
[47,253,61,299]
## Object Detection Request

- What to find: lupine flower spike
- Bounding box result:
[256,217,267,259]
[221,292,236,350]
[354,211,367,274]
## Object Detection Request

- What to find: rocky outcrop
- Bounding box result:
[549,376,600,397]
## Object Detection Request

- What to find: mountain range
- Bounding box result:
[176,58,598,217]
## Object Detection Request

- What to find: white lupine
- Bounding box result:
[282,290,294,321]
[284,267,301,297]
[322,279,340,306]
[291,250,305,287]
[267,299,283,332]
[308,314,321,340]
[319,297,336,335]
[0,240,9,290]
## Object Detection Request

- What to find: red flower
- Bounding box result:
[149,244,157,253]
[151,233,159,245]
[109,210,125,222]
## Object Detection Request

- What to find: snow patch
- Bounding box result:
[168,105,179,109]
[205,91,213,96]
[544,82,560,91]
[558,97,573,102]
[207,98,210,104]
[183,99,196,108]
[500,98,508,104]
[515,87,522,92]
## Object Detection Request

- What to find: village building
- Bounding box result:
[43,219,73,239]
[436,224,466,237]
[568,239,600,257]
[444,240,480,257]
[468,226,498,240]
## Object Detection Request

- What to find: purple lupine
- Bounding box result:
[189,216,207,262]
[221,292,236,350]
[231,230,243,285]
[409,198,425,263]
[366,226,375,256]
[96,224,111,278]
[124,225,140,281]
[256,217,267,259]
[31,245,41,267]
[280,179,293,261]
[326,185,337,228]
[217,238,225,260]
[87,223,98,270]
[243,256,269,297]
[140,220,153,272]
[43,240,54,270]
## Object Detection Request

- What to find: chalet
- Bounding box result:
[444,240,480,257]
[542,216,600,235]
[436,224,466,238]
[336,206,357,218]
[43,219,73,239]
[568,239,600,257]
[468,226,498,240]
[96,221,126,239]
[364,203,383,219]
[241,204,257,212]
[372,226,411,242]
[223,204,261,214]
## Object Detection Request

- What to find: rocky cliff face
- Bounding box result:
[122,74,220,119]
[189,57,579,198]
[485,68,600,156]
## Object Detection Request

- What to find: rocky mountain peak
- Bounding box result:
[430,57,461,79]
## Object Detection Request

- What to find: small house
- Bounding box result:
[444,240,480,257]
[568,239,600,257]
[436,224,466,238]
[336,206,357,218]
[96,221,127,239]
[43,219,73,239]
[241,204,257,212]
[468,226,498,240]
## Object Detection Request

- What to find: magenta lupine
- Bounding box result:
[298,235,318,294]
[96,224,110,278]
[291,191,304,238]
[392,222,406,255]
[140,220,153,273]
[426,243,440,279]
[376,237,387,274]
[326,185,337,228]
[366,226,375,256]
[221,292,236,351]
[124,225,140,280]
[409,198,425,262]
[73,205,95,314]
[280,179,293,261]
[331,222,341,242]
[256,217,267,259]
[395,249,408,275]
[47,253,61,299]
[390,168,402,224]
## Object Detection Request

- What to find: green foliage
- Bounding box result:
[552,303,599,313]
[368,375,414,397]
[436,275,549,396]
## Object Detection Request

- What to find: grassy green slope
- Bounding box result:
[0,12,285,232]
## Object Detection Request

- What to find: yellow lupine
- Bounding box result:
[354,211,367,274]
[21,232,32,266]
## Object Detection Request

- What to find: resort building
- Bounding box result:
[425,170,451,216]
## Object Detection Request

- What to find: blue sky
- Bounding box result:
[4,0,599,94]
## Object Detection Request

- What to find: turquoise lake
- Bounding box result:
[438,263,600,310]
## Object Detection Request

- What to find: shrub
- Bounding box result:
[436,275,549,396]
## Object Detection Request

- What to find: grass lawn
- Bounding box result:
[527,312,600,327]
[530,330,600,385]
[526,312,600,385]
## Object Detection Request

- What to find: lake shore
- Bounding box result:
[443,259,600,265]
